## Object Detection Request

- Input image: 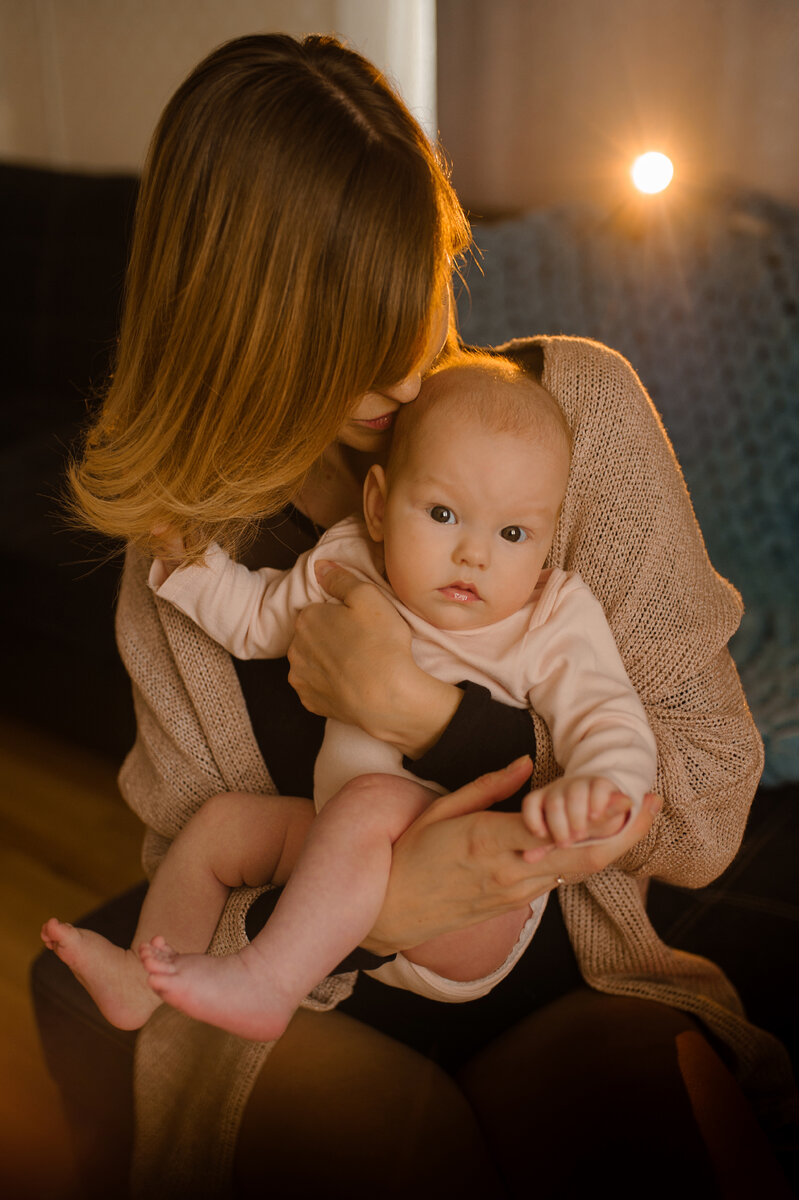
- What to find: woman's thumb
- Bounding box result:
[314,559,357,600]
[425,755,533,822]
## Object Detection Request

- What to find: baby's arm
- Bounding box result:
[524,574,658,844]
[149,541,320,659]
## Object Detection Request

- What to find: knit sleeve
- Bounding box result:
[520,336,763,887]
[115,545,274,877]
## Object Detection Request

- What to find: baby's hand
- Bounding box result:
[522,776,631,846]
[151,525,186,578]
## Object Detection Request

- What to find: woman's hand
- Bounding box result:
[362,756,662,956]
[287,562,463,757]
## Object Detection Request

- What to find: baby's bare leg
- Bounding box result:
[404,906,533,982]
[41,792,313,1030]
[143,774,436,1042]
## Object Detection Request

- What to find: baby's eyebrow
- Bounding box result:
[410,473,450,489]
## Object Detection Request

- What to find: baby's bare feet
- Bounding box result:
[140,936,296,1042]
[40,918,161,1030]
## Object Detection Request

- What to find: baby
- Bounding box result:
[43,354,656,1040]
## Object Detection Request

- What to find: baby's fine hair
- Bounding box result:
[388,350,572,480]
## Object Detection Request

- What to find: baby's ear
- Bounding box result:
[363,465,388,542]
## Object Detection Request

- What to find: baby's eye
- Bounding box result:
[501,525,527,543]
[429,505,456,524]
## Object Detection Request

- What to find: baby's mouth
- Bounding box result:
[438,581,482,603]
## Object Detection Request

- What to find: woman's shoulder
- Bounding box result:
[495,333,636,376]
[493,334,652,427]
[542,336,648,407]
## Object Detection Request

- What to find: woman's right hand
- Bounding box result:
[362,756,661,956]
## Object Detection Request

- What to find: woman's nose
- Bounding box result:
[379,371,422,405]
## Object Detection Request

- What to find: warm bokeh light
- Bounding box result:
[631,151,674,194]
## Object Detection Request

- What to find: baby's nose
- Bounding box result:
[454,536,488,569]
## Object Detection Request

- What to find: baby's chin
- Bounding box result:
[402,593,500,631]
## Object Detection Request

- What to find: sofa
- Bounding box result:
[1,161,139,759]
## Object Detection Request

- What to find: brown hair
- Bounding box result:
[68,34,469,556]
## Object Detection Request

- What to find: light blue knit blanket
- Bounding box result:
[458,192,798,784]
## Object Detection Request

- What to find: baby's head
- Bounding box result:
[363,353,571,630]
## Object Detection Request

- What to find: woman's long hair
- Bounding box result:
[68,33,469,556]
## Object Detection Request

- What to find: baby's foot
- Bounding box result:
[40,918,161,1030]
[140,936,296,1042]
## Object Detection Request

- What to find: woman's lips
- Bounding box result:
[354,412,395,431]
[439,583,482,603]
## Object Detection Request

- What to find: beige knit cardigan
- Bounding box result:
[116,336,797,1198]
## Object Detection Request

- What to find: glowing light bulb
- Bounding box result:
[631,151,674,194]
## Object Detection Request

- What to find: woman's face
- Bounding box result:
[336,294,450,453]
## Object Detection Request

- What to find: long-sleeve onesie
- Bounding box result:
[150,514,657,1000]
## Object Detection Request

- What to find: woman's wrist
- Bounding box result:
[368,666,463,759]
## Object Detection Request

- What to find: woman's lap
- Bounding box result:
[236,990,749,1200]
[234,892,778,1199]
[234,1005,506,1199]
[458,989,718,1196]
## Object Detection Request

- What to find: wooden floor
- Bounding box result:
[0,717,143,1200]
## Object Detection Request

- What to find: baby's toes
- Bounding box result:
[139,938,178,972]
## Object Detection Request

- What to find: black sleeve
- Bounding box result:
[402,681,536,795]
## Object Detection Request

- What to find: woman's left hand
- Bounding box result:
[287,561,462,757]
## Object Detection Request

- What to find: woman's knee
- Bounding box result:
[234,1006,505,1199]
[457,990,717,1197]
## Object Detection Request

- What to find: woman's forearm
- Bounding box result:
[369,666,463,758]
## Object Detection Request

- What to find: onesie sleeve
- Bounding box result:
[149,541,318,659]
[526,575,657,810]
[403,681,536,792]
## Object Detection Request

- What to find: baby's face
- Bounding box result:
[365,407,569,631]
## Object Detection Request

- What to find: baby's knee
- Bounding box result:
[324,773,433,835]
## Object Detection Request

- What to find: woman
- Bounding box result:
[70,33,794,1199]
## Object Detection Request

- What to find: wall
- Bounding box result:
[0,0,435,172]
[438,0,799,214]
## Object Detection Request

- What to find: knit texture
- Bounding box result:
[117,336,797,1199]
[458,191,799,782]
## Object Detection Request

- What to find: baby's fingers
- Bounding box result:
[586,777,623,819]
[521,790,550,840]
[542,789,577,847]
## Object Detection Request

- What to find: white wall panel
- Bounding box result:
[0,0,435,171]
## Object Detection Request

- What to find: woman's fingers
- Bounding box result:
[419,756,534,823]
[314,559,362,602]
